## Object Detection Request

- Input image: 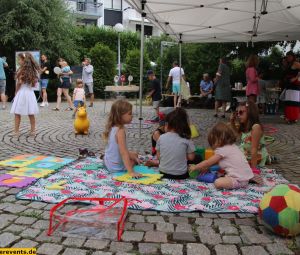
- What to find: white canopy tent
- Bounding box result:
[125,0,300,136]
[127,0,300,43]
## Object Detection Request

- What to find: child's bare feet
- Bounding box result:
[250,174,264,185]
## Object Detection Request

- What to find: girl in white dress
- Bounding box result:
[10,52,39,137]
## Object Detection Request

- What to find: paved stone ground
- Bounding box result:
[0,100,299,255]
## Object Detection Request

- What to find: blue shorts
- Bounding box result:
[172,82,180,94]
[74,100,84,108]
[40,79,49,89]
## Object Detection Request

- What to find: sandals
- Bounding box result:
[26,132,36,138]
[8,132,20,138]
[78,148,97,159]
[52,107,60,111]
[65,107,74,111]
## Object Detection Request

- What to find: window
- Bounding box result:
[77,0,87,11]
[77,18,97,26]
[104,9,122,26]
[113,0,122,10]
[136,24,153,36]
[103,0,122,10]
[104,0,112,9]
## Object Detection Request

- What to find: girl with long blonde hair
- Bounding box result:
[10,52,40,138]
[103,100,141,178]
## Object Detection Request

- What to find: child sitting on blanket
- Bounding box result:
[144,118,166,167]
[189,122,254,189]
[156,108,196,179]
[102,100,142,178]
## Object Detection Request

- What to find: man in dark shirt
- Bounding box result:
[147,70,162,122]
[40,54,51,107]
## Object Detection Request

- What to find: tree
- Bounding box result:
[0,0,79,64]
[89,43,116,97]
[124,49,151,94]
[75,26,140,62]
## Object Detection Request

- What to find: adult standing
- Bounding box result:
[245,54,259,103]
[283,51,300,124]
[166,61,185,108]
[40,54,50,107]
[82,57,94,107]
[52,58,73,111]
[214,57,231,118]
[147,70,162,122]
[0,56,8,109]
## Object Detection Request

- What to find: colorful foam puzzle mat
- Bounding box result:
[0,154,75,188]
[113,165,163,185]
[0,154,74,169]
[9,168,55,178]
[0,174,36,188]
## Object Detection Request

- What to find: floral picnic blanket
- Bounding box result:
[16,157,289,213]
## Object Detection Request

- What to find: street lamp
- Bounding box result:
[114,23,124,84]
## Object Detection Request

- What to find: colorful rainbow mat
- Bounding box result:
[16,157,290,213]
[0,155,75,188]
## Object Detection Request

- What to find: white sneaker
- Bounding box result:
[45,102,49,107]
[40,102,45,107]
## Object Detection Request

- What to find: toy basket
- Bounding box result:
[47,197,131,240]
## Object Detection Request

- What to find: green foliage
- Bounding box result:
[258,46,284,80]
[231,58,245,83]
[144,34,171,61]
[75,26,140,61]
[89,43,116,97]
[0,0,79,65]
[124,49,151,93]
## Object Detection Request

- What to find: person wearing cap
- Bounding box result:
[82,57,94,107]
[165,61,185,108]
[147,70,162,122]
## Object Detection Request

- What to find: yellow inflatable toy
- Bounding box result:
[74,106,90,135]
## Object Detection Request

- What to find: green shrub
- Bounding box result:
[89,43,116,98]
[76,26,139,61]
[124,49,151,95]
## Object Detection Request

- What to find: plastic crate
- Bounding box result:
[47,197,132,240]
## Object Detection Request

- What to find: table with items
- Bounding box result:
[104,85,139,113]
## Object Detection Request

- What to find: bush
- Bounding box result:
[89,43,116,98]
[124,49,151,95]
[76,26,139,61]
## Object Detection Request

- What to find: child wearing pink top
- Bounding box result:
[189,122,254,189]
[72,79,86,118]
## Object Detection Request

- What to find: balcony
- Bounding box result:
[68,0,103,19]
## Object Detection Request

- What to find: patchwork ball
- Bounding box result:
[259,184,300,236]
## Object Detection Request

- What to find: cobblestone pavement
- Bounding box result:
[0,101,299,255]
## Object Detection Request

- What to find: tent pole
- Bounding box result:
[139,1,146,138]
[160,42,163,88]
[179,34,182,107]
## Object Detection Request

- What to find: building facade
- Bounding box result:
[65,0,161,36]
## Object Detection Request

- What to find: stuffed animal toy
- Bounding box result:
[74,106,90,135]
